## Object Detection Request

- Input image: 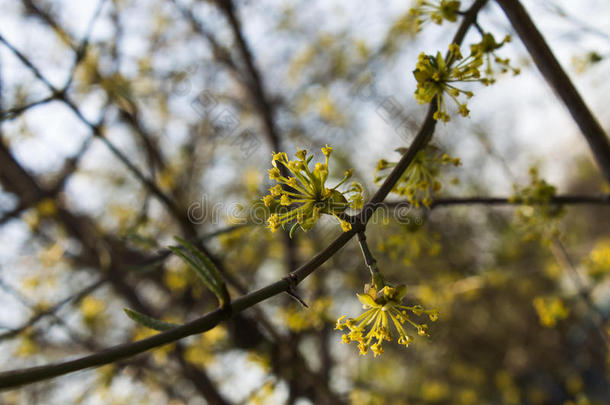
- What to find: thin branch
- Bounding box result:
[0,203,28,226]
[170,0,238,72]
[539,0,610,41]
[0,229,350,389]
[549,236,609,349]
[0,278,107,341]
[357,232,384,289]
[360,0,488,218]
[0,35,59,93]
[63,0,109,90]
[215,0,282,150]
[496,0,610,182]
[0,95,57,121]
[176,4,338,399]
[384,194,610,209]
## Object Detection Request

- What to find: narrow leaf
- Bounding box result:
[173,237,223,289]
[168,246,220,296]
[169,237,230,307]
[124,308,178,332]
[289,222,300,239]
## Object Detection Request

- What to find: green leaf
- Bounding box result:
[289,222,300,239]
[170,237,229,306]
[357,293,379,309]
[168,246,217,292]
[394,285,407,301]
[123,308,178,332]
[173,237,222,280]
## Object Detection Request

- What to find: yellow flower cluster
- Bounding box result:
[510,168,558,207]
[263,145,363,234]
[414,43,485,122]
[80,296,107,327]
[335,284,438,357]
[586,239,610,280]
[510,167,563,241]
[378,226,442,266]
[410,0,461,28]
[533,296,569,328]
[375,146,461,207]
[413,33,520,122]
[279,298,333,332]
[470,33,520,82]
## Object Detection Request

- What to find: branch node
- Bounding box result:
[283,273,308,308]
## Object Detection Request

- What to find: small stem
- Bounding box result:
[357,232,385,289]
[474,20,485,36]
[550,237,609,350]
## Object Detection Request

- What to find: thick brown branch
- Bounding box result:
[496,0,610,182]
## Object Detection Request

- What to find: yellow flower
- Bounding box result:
[470,33,520,82]
[375,145,461,207]
[533,296,569,328]
[511,167,563,241]
[80,296,106,325]
[413,43,484,122]
[268,167,281,180]
[272,151,287,163]
[262,146,364,235]
[336,284,438,357]
[410,0,461,29]
[268,214,281,233]
[586,239,610,279]
[295,148,307,161]
[269,184,283,196]
[262,194,274,207]
[341,221,352,232]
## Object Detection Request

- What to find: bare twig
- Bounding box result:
[550,237,609,349]
[357,232,385,289]
[384,194,610,209]
[0,278,107,341]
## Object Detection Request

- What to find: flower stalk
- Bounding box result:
[357,232,385,290]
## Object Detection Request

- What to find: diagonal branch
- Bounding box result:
[496,0,610,182]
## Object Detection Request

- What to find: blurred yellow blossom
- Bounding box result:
[533,296,569,328]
